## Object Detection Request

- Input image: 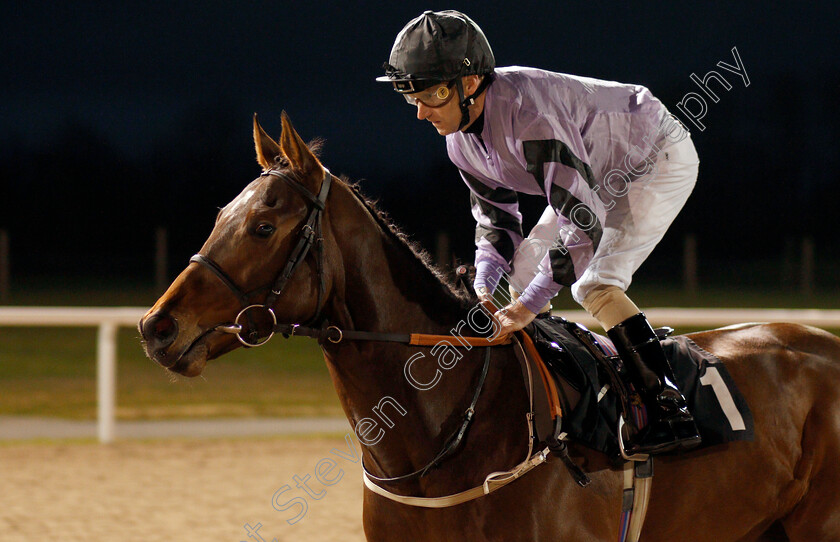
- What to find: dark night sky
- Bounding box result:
[2,1,839,284]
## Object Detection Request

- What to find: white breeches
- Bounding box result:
[509,135,700,306]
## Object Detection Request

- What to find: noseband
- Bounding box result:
[190,167,332,347]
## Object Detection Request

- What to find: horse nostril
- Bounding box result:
[154,317,174,337]
[142,313,179,349]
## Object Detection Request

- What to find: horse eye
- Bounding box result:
[254,223,276,238]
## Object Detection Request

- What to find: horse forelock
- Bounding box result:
[215,154,325,235]
[262,138,325,172]
[305,138,325,158]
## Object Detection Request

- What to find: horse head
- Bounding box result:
[139,113,335,376]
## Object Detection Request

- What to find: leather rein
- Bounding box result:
[189,166,547,506]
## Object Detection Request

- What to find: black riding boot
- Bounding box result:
[608,313,701,455]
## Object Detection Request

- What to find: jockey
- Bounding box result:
[377,10,702,455]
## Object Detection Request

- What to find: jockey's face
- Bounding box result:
[407,76,484,136]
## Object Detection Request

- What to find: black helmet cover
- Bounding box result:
[376,10,495,94]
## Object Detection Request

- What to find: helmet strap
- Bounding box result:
[455,78,471,130]
[456,74,493,131]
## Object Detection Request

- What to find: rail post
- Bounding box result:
[155,227,168,295]
[801,237,814,298]
[97,322,117,443]
[683,234,698,296]
[0,229,9,304]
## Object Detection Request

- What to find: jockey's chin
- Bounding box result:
[429,119,458,136]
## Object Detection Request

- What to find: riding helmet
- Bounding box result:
[376,10,495,94]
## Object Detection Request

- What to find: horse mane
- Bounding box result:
[341,177,477,310]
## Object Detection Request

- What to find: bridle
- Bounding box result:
[186,164,561,507]
[190,166,332,347]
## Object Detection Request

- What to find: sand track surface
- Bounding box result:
[0,437,366,541]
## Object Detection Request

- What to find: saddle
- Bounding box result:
[516,314,754,460]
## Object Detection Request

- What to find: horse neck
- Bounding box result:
[317,182,530,493]
[324,182,468,335]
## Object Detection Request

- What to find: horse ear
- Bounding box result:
[253,113,284,170]
[279,111,321,173]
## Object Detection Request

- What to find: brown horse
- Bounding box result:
[139,113,840,541]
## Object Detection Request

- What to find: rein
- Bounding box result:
[267,321,512,347]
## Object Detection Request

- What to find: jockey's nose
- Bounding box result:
[416,102,432,121]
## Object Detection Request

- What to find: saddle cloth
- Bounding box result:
[520,315,755,457]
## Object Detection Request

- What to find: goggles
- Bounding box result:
[402,81,456,108]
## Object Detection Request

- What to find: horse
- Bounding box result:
[139,113,840,541]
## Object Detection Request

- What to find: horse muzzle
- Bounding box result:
[140,310,237,376]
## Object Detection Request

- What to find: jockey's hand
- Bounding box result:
[494,300,537,337]
[475,286,501,316]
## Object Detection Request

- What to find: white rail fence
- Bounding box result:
[0,307,145,443]
[2,306,840,443]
